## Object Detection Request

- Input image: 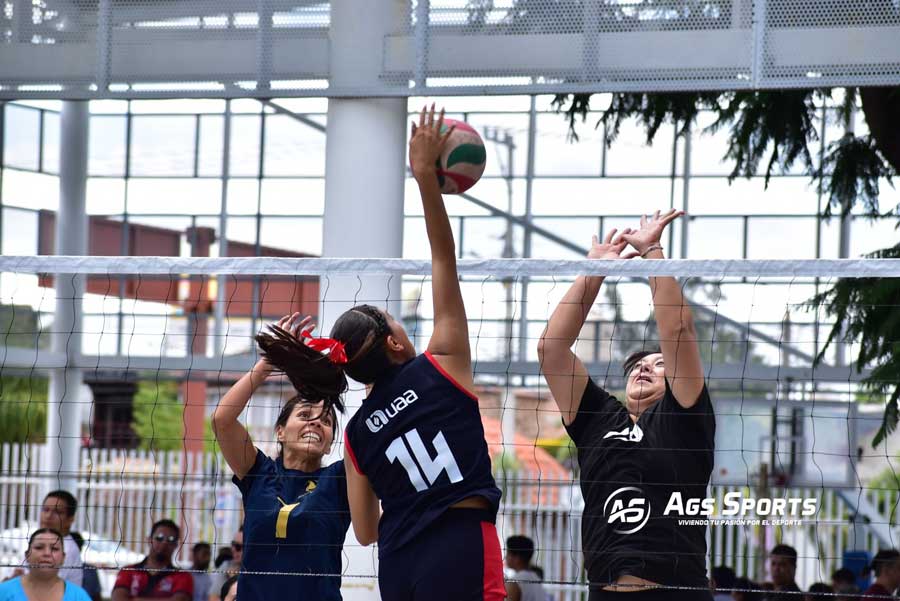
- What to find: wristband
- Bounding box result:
[640,244,663,258]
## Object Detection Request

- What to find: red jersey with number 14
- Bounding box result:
[344,352,501,555]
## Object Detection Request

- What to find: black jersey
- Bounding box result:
[565,378,715,590]
[344,352,501,555]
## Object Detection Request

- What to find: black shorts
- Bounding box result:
[589,585,713,601]
[378,507,505,601]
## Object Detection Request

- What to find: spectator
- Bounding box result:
[834,581,860,601]
[209,529,241,599]
[806,582,833,601]
[38,490,83,588]
[862,549,900,600]
[731,576,764,601]
[219,576,237,601]
[0,528,91,601]
[110,519,192,601]
[767,544,802,601]
[212,548,232,572]
[712,566,737,601]
[833,568,857,591]
[190,543,211,601]
[68,532,101,601]
[504,536,548,601]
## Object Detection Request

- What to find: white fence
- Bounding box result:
[0,443,896,600]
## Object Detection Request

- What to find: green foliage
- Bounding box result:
[131,381,219,452]
[0,304,48,349]
[817,134,895,218]
[553,91,721,144]
[132,380,184,451]
[809,243,900,447]
[0,376,48,443]
[710,90,820,185]
[537,434,575,463]
[494,448,522,473]
[868,461,900,494]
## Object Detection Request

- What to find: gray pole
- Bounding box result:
[517,95,537,367]
[45,101,90,495]
[324,3,408,593]
[214,100,232,355]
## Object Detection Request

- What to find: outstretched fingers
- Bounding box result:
[660,209,685,226]
[603,228,618,245]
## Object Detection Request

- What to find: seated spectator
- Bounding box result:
[834,582,860,601]
[219,576,237,601]
[504,535,548,601]
[209,529,241,599]
[862,549,900,601]
[189,543,211,601]
[805,582,833,601]
[67,532,100,601]
[731,576,764,601]
[0,528,91,601]
[767,544,802,601]
[213,547,232,572]
[832,568,856,591]
[111,519,192,601]
[712,565,737,601]
[38,490,84,588]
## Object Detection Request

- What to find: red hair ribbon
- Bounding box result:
[301,328,348,365]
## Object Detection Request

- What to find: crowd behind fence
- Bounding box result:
[0,443,895,600]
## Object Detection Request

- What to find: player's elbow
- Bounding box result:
[353,523,378,546]
[210,407,231,438]
[537,329,556,359]
[537,329,568,360]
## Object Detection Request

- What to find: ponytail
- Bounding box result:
[255,304,397,410]
[256,325,347,413]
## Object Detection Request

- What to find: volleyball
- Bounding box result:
[435,119,487,194]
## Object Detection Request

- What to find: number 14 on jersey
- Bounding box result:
[386,429,464,492]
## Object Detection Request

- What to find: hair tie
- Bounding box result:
[301,328,348,365]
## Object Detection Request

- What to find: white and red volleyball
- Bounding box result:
[434,119,487,194]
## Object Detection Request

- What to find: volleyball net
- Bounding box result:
[1,255,898,597]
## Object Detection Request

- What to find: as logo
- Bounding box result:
[604,486,651,534]
[366,389,419,433]
[603,424,643,443]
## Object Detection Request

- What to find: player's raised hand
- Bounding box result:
[621,209,683,256]
[587,229,639,261]
[410,103,455,179]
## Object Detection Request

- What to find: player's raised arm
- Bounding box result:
[537,230,636,424]
[621,209,705,408]
[410,105,474,390]
[212,313,311,479]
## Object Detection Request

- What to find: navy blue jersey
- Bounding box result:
[344,352,501,555]
[234,451,351,601]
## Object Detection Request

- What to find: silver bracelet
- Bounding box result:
[640,244,663,258]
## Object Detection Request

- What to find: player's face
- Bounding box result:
[39,496,74,535]
[384,311,416,361]
[149,526,179,564]
[26,532,65,573]
[625,353,666,409]
[280,400,335,461]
